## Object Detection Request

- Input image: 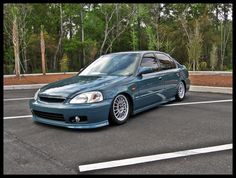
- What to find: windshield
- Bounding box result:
[79,53,140,76]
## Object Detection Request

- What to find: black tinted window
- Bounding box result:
[141,53,158,69]
[155,53,176,70]
[141,58,156,67]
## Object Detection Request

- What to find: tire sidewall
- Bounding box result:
[176,81,185,101]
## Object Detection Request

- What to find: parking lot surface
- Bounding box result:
[4,89,232,174]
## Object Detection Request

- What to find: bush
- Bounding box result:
[60,54,70,73]
[198,61,208,71]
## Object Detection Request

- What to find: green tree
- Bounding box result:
[186,20,203,71]
[4,4,32,76]
[146,26,156,50]
[3,3,232,74]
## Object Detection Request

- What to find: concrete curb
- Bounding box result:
[4,72,78,78]
[4,84,48,90]
[189,85,232,94]
[189,71,232,76]
[4,83,232,94]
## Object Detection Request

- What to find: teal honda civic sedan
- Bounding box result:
[29,51,190,129]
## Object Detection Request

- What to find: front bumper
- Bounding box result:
[29,99,112,129]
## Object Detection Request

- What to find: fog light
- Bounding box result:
[70,116,87,123]
[75,116,80,123]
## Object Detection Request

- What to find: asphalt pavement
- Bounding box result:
[3,89,232,174]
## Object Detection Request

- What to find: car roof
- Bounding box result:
[103,50,170,56]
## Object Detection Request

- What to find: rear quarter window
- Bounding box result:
[155,53,176,70]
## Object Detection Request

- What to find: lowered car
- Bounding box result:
[29,51,190,129]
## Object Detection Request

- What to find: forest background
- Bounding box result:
[3,3,232,76]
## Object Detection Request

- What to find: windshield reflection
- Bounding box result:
[79,53,140,76]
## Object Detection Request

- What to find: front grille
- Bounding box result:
[32,110,64,121]
[39,96,65,103]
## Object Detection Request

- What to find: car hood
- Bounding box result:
[39,75,126,98]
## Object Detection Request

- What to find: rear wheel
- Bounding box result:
[109,94,131,125]
[175,81,186,101]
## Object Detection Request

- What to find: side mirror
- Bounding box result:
[137,67,154,76]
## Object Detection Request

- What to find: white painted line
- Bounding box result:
[79,144,232,172]
[164,99,232,107]
[4,97,33,101]
[4,115,32,120]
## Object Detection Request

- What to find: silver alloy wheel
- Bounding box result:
[113,95,129,122]
[178,81,185,99]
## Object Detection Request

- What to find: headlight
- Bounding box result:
[34,89,40,100]
[69,91,103,104]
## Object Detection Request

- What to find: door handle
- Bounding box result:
[158,77,162,80]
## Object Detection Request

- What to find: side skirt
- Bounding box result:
[132,97,176,115]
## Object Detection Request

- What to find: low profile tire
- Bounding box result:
[109,94,131,125]
[175,81,186,101]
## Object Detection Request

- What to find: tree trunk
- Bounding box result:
[80,5,85,67]
[193,60,196,71]
[220,4,230,71]
[220,21,229,71]
[22,25,28,73]
[116,4,119,43]
[99,17,109,55]
[155,4,160,50]
[215,4,219,30]
[40,25,46,75]
[53,4,63,71]
[137,4,141,50]
[12,15,20,78]
[69,15,73,39]
[23,44,27,73]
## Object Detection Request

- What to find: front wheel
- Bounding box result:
[109,94,131,125]
[175,81,186,101]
